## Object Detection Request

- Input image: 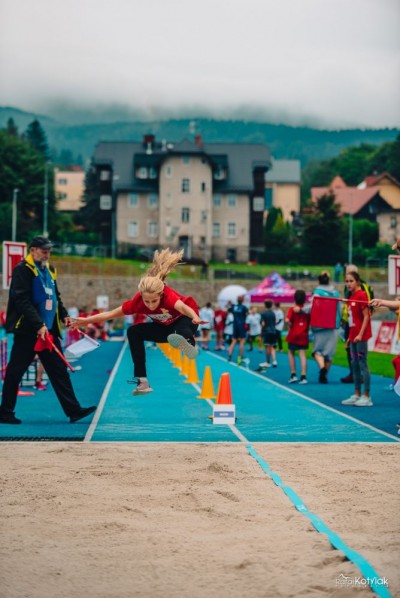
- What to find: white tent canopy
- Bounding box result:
[217,284,249,309]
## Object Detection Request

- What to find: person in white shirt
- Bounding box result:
[273,302,285,352]
[199,302,215,350]
[246,307,262,351]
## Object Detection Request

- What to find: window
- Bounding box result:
[148,193,158,208]
[165,165,173,178]
[149,167,157,179]
[181,178,190,193]
[100,170,110,181]
[253,196,264,211]
[165,193,172,208]
[58,178,68,185]
[227,194,237,208]
[137,167,148,179]
[59,193,68,200]
[128,221,139,238]
[201,182,206,192]
[147,221,158,238]
[214,165,225,180]
[213,194,222,208]
[128,193,138,208]
[390,216,397,228]
[227,222,236,238]
[212,222,221,238]
[182,156,191,165]
[182,208,190,223]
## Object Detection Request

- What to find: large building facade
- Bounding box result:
[92,135,271,262]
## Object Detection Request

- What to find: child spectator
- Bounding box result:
[223,311,234,347]
[198,302,215,350]
[246,306,262,352]
[260,301,277,367]
[286,290,310,384]
[341,271,372,406]
[273,303,285,352]
[213,304,226,350]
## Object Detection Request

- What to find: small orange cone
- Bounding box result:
[185,358,200,384]
[216,372,232,405]
[181,354,190,377]
[197,366,216,399]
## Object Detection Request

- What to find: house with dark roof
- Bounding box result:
[92,134,271,262]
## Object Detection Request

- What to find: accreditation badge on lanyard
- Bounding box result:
[44,285,54,310]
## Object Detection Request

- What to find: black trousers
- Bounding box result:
[127,318,197,378]
[0,331,82,418]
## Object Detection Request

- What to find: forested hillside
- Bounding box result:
[1,106,398,167]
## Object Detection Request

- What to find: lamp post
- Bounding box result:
[12,188,19,241]
[43,161,50,237]
[348,212,353,265]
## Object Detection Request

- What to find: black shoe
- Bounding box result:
[70,406,96,423]
[319,367,328,384]
[340,374,354,383]
[0,412,22,424]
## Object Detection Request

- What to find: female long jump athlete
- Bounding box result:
[71,248,206,395]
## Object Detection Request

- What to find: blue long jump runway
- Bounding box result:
[87,343,399,443]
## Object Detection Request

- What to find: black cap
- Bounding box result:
[29,236,53,249]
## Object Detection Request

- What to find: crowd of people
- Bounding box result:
[193,264,381,412]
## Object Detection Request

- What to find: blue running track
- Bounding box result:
[1,340,399,443]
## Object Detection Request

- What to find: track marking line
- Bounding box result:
[84,341,128,443]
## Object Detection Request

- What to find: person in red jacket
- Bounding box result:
[286,289,310,385]
[71,248,206,395]
[341,270,373,407]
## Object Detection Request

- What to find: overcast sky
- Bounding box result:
[0,0,399,128]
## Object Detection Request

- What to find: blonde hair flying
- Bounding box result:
[138,248,184,295]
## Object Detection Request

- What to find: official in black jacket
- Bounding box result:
[0,236,96,424]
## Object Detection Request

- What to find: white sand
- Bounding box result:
[1,442,399,598]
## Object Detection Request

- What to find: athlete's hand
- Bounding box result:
[69,317,88,329]
[369,299,382,307]
[192,317,208,325]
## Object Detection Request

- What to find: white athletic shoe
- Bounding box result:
[167,334,199,359]
[353,395,373,407]
[132,378,153,396]
[341,395,359,405]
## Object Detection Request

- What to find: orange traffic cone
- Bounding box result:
[181,354,190,377]
[216,372,233,405]
[185,358,200,384]
[197,366,216,399]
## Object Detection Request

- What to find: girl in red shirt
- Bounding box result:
[71,249,205,395]
[286,289,310,384]
[341,271,372,407]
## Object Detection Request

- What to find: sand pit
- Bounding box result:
[1,442,399,597]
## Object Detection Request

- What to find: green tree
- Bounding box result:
[0,129,57,242]
[24,119,50,160]
[368,134,400,181]
[75,161,103,241]
[302,192,346,264]
[6,118,18,136]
